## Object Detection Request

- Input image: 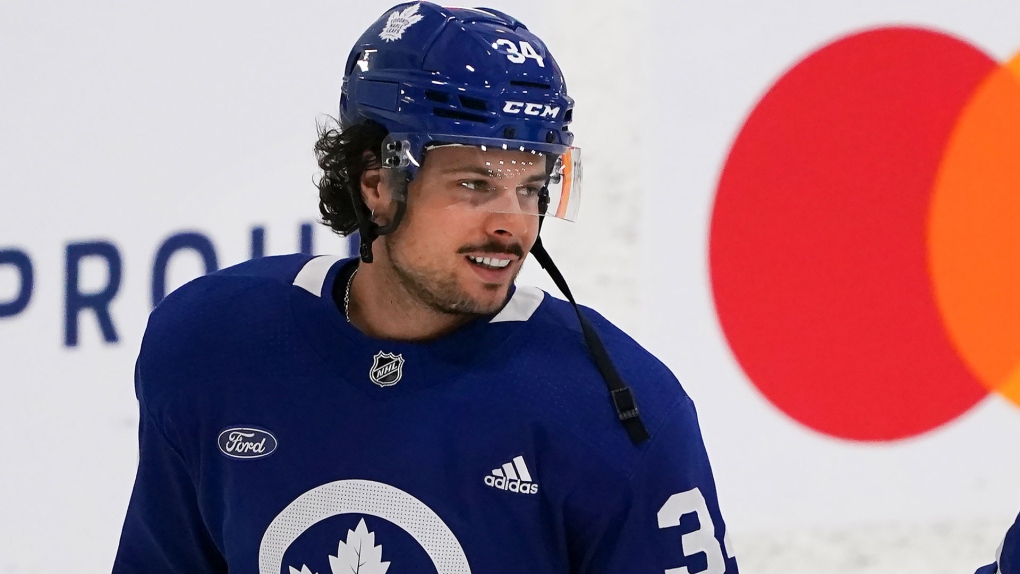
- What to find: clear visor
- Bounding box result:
[381,135,582,221]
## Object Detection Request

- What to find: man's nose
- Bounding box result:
[484,189,532,238]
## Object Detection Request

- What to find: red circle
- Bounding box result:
[710,28,994,441]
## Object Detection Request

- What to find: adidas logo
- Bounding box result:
[484,455,539,495]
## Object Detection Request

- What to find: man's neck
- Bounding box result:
[344,261,474,342]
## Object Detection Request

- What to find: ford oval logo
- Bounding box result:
[217,427,278,460]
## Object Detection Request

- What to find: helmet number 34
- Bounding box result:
[492,39,545,67]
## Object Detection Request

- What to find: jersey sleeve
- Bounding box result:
[573,397,738,574]
[979,511,1020,574]
[112,366,226,573]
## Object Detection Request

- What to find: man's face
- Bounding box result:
[381,145,546,316]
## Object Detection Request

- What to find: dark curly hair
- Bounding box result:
[314,120,389,236]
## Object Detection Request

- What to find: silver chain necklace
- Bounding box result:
[343,267,358,323]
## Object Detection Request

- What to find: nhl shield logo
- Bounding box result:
[369,351,405,387]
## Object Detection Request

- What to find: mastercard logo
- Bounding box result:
[709,27,1020,441]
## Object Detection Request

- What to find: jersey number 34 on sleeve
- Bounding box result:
[657,487,733,574]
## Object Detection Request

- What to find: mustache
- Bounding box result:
[457,241,525,258]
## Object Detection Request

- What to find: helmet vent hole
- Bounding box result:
[345,52,361,76]
[563,109,573,122]
[434,108,490,123]
[510,80,552,89]
[425,90,450,103]
[458,95,488,111]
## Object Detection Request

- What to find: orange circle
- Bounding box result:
[928,51,1020,405]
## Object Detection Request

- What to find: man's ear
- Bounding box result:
[359,151,395,224]
[360,165,383,215]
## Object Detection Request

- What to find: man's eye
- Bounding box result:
[460,180,493,192]
[518,185,544,197]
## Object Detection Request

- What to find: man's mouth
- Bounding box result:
[466,255,512,269]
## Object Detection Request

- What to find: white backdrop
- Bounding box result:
[1,1,1018,572]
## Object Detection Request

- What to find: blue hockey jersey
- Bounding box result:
[113,254,738,573]
[978,511,1019,574]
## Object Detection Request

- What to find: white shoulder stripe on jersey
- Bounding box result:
[293,255,343,297]
[490,285,544,323]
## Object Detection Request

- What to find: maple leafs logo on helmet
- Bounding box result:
[378,3,424,42]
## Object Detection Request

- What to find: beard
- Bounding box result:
[384,235,523,316]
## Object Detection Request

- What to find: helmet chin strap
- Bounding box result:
[529,215,649,445]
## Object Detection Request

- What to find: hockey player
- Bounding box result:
[978,511,1018,574]
[113,3,738,573]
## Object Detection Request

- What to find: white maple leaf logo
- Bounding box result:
[287,519,390,574]
[330,518,391,574]
[379,3,424,42]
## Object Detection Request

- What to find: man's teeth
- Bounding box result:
[468,255,511,269]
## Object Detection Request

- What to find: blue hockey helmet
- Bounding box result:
[341,2,581,221]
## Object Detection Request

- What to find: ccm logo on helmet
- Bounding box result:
[502,101,561,119]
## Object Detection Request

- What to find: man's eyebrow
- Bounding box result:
[439,166,493,176]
